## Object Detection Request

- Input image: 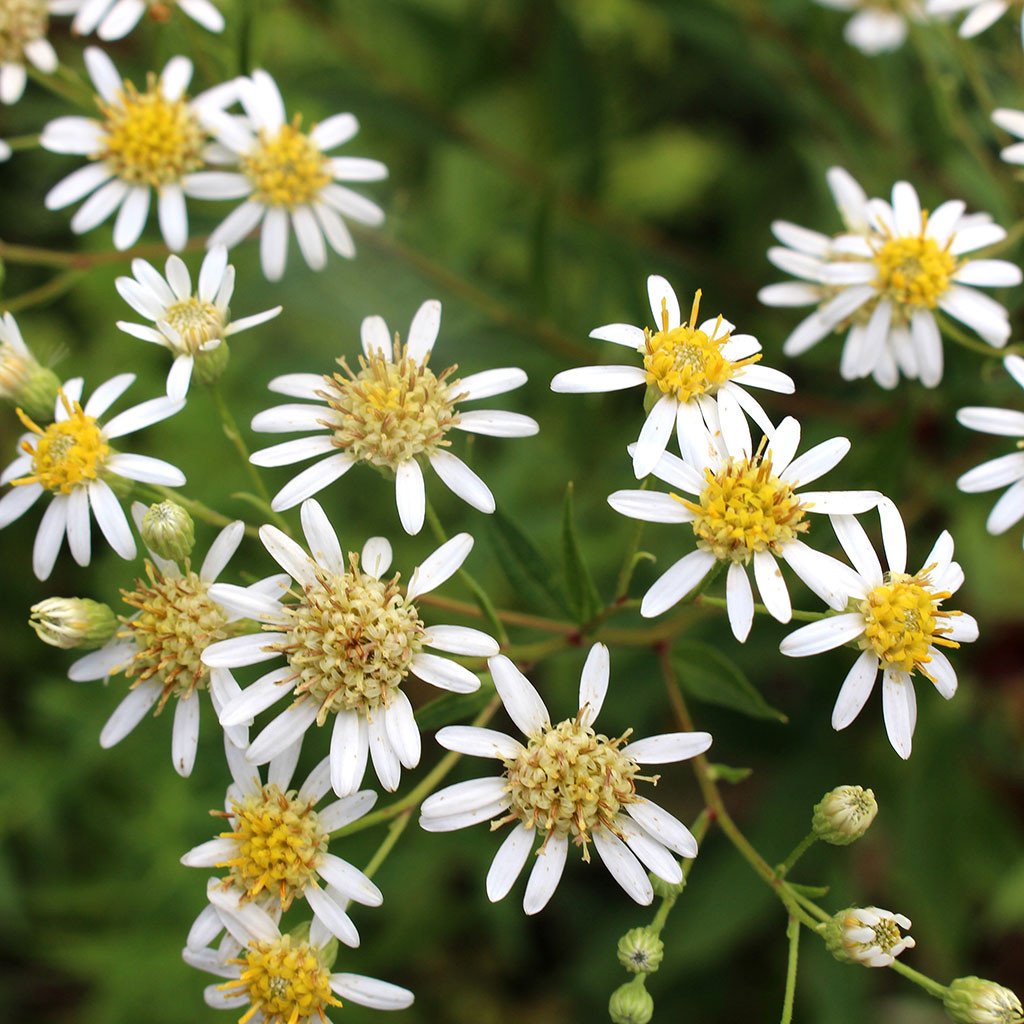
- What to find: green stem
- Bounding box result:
[889,960,949,1000]
[26,64,93,108]
[138,484,260,539]
[360,810,412,881]
[649,810,712,936]
[937,315,1024,359]
[614,491,648,601]
[780,917,800,1024]
[777,832,818,879]
[1,270,84,313]
[1,134,40,152]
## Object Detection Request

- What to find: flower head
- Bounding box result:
[552,275,793,477]
[419,645,712,914]
[0,0,71,105]
[825,906,915,966]
[944,976,1024,1024]
[250,299,537,533]
[812,785,878,845]
[71,0,225,41]
[29,596,117,649]
[0,312,60,420]
[813,0,918,55]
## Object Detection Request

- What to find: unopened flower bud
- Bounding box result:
[141,501,195,562]
[813,785,878,845]
[617,927,664,975]
[191,337,230,387]
[650,873,685,899]
[29,598,118,650]
[944,977,1024,1024]
[0,312,60,421]
[824,906,915,967]
[609,980,654,1024]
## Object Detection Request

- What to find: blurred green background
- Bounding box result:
[1,0,1023,1021]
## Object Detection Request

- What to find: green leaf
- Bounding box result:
[786,882,831,899]
[561,482,603,623]
[672,640,787,723]
[487,510,569,615]
[707,763,753,785]
[414,685,492,732]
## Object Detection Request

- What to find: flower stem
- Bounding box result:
[780,916,800,1024]
[937,315,1024,358]
[360,810,413,881]
[2,270,84,313]
[776,832,818,879]
[649,810,712,936]
[889,960,949,1000]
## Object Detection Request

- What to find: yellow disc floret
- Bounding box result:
[269,553,426,725]
[323,342,462,470]
[222,936,340,1024]
[873,230,957,310]
[98,76,205,187]
[0,0,47,63]
[242,119,331,209]
[859,570,961,677]
[163,297,225,354]
[13,391,109,494]
[217,784,327,908]
[680,453,808,563]
[501,716,650,859]
[643,289,759,403]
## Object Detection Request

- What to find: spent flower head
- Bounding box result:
[29,596,117,649]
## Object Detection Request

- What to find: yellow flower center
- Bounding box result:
[323,343,462,470]
[501,717,648,858]
[216,784,327,909]
[679,454,808,563]
[13,392,109,494]
[268,553,425,725]
[0,0,47,63]
[98,76,205,187]
[222,936,340,1024]
[242,120,331,209]
[119,564,240,709]
[873,233,956,310]
[643,289,758,402]
[163,297,224,354]
[859,570,960,677]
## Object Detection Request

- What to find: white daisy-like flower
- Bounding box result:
[827,907,916,967]
[956,355,1024,546]
[187,69,387,282]
[420,645,712,915]
[608,415,878,640]
[992,108,1024,167]
[115,245,282,400]
[64,510,267,776]
[72,0,225,41]
[551,277,794,477]
[779,503,978,758]
[0,138,10,160]
[0,374,184,579]
[203,498,499,796]
[928,0,1016,37]
[813,0,918,54]
[184,899,413,1021]
[249,299,537,534]
[0,0,77,105]
[182,737,383,949]
[763,175,1021,387]
[40,47,236,252]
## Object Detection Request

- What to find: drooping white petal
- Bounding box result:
[485,823,534,902]
[523,832,569,915]
[832,650,880,730]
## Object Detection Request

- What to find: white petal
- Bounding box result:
[725,561,754,642]
[640,549,716,618]
[882,670,916,760]
[435,725,523,759]
[317,853,383,907]
[577,642,609,727]
[305,886,359,948]
[421,777,509,817]
[625,799,698,858]
[832,650,880,730]
[259,524,317,587]
[406,532,473,600]
[488,655,549,736]
[172,693,201,776]
[647,275,680,329]
[360,536,392,579]
[523,832,568,915]
[246,701,319,765]
[454,410,539,438]
[424,625,499,657]
[218,667,294,727]
[270,453,357,512]
[331,710,368,797]
[329,975,414,1012]
[395,460,425,535]
[100,679,163,747]
[593,827,653,905]
[780,613,866,657]
[429,450,495,513]
[550,365,647,393]
[411,652,481,694]
[632,393,677,478]
[621,732,712,763]
[202,632,286,668]
[406,299,441,362]
[384,691,421,770]
[485,823,534,901]
[300,499,344,574]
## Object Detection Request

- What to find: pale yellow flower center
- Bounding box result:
[99,77,205,187]
[164,297,224,353]
[217,784,327,909]
[0,0,47,63]
[221,937,340,1024]
[643,290,758,402]
[323,343,462,470]
[859,570,960,677]
[242,120,331,208]
[268,554,425,724]
[679,454,808,563]
[0,341,34,400]
[13,391,109,494]
[873,233,956,309]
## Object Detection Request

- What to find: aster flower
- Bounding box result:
[551,277,794,476]
[203,498,499,795]
[419,645,712,915]
[779,503,978,758]
[607,415,878,640]
[0,374,184,579]
[72,0,225,40]
[813,0,917,54]
[825,906,916,966]
[187,69,387,281]
[761,173,1020,388]
[182,737,383,949]
[0,0,76,105]
[115,245,282,400]
[928,0,1017,37]
[40,47,236,251]
[956,355,1024,546]
[249,299,538,534]
[63,507,276,776]
[992,108,1024,167]
[184,899,413,1020]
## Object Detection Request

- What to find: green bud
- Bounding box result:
[812,785,878,846]
[617,927,664,974]
[609,980,654,1024]
[29,598,118,650]
[192,337,231,387]
[944,977,1024,1024]
[650,873,685,900]
[141,501,195,562]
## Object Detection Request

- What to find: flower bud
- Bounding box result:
[29,598,118,650]
[0,312,60,421]
[141,501,195,562]
[608,980,654,1024]
[824,906,915,967]
[812,785,878,846]
[191,337,231,387]
[617,927,664,975]
[650,873,685,899]
[944,977,1023,1024]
